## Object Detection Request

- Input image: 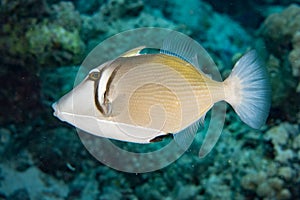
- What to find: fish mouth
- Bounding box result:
[52,102,59,117]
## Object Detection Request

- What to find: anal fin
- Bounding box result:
[173,120,200,151]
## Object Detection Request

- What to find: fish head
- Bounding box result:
[52,72,98,123]
[52,59,112,129]
[52,61,167,143]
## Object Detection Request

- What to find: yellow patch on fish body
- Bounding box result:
[103,53,223,134]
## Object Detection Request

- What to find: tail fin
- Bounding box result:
[224,50,271,129]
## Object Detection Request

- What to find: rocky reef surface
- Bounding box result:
[259,4,300,123]
[0,0,299,199]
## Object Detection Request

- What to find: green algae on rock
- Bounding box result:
[0,1,85,70]
[25,23,85,66]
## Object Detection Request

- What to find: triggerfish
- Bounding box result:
[52,33,271,151]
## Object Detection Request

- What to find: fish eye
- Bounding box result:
[88,69,101,81]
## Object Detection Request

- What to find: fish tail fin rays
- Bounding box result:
[224,50,271,129]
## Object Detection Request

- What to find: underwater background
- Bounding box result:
[1,0,300,199]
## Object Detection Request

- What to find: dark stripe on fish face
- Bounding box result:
[88,68,106,115]
[105,64,120,102]
[93,72,105,115]
[101,64,122,116]
[90,62,122,117]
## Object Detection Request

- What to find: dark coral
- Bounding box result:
[259,4,300,123]
[0,1,85,72]
[0,67,42,125]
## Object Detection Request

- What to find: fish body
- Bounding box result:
[52,37,271,148]
[100,54,219,133]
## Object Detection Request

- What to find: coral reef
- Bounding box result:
[239,122,300,199]
[25,23,85,66]
[0,1,85,70]
[259,4,300,122]
[51,1,82,32]
[146,0,252,70]
[203,0,300,28]
[0,0,300,199]
[0,163,69,199]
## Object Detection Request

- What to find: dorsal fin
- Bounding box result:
[161,31,218,77]
[161,32,199,68]
[120,46,146,57]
